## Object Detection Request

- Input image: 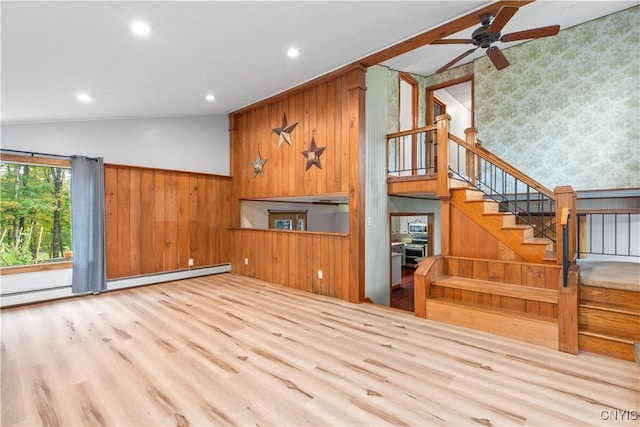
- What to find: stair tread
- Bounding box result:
[428,296,556,323]
[521,237,553,245]
[501,225,533,230]
[481,212,514,216]
[432,275,557,303]
[578,330,636,345]
[463,199,493,203]
[580,302,640,317]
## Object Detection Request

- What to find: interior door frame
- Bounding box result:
[399,72,419,173]
[426,74,475,126]
[389,212,435,312]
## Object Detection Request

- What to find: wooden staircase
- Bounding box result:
[578,286,640,362]
[390,117,582,355]
[449,184,554,264]
[414,256,578,353]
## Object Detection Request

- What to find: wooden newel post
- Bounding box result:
[554,185,577,266]
[555,185,578,355]
[436,114,451,198]
[464,127,478,187]
[435,114,451,255]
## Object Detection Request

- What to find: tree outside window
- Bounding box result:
[0,159,72,267]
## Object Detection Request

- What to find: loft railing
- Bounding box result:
[448,132,557,245]
[577,209,640,259]
[387,114,577,264]
[387,125,437,177]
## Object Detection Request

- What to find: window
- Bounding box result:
[399,72,418,175]
[268,211,307,231]
[0,154,72,268]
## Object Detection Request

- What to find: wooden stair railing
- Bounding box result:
[434,115,577,266]
[415,255,579,354]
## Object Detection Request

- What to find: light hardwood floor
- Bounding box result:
[2,273,638,426]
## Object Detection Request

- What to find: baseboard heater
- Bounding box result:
[1,263,231,308]
[107,263,231,291]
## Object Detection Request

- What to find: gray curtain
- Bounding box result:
[71,156,106,294]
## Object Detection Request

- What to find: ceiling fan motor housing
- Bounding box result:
[472,15,501,49]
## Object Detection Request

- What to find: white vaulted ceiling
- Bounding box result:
[2,1,637,124]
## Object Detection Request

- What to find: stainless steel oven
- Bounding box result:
[404,243,425,267]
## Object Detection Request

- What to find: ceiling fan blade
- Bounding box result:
[486,46,509,70]
[487,6,518,34]
[430,39,473,45]
[500,25,560,42]
[436,48,478,73]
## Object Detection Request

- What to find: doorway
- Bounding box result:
[390,212,435,312]
[426,75,474,134]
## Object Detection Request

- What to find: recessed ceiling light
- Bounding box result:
[205,94,215,102]
[287,47,300,58]
[131,21,152,35]
[76,93,93,103]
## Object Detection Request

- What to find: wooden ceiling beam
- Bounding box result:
[230,1,535,115]
[359,0,535,67]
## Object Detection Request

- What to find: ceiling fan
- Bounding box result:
[431,6,560,73]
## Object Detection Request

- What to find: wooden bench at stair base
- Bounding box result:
[414,256,578,353]
[427,276,559,349]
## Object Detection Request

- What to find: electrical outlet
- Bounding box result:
[317,270,323,279]
[244,257,248,265]
[188,258,194,267]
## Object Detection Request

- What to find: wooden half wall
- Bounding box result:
[229,66,366,303]
[105,164,231,279]
[229,229,349,300]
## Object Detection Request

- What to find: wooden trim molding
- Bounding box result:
[1,261,72,275]
[106,162,232,179]
[0,153,70,167]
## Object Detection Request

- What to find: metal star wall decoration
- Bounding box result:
[251,151,267,177]
[272,113,298,150]
[301,132,326,171]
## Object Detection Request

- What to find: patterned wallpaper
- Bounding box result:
[382,6,639,191]
[475,6,639,191]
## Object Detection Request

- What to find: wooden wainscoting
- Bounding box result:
[105,164,232,279]
[229,228,350,301]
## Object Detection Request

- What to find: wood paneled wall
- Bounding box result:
[229,229,349,299]
[449,206,525,262]
[231,72,354,200]
[105,164,231,279]
[229,66,366,303]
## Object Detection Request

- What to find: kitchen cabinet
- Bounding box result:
[391,253,402,286]
[391,216,402,233]
[392,215,427,234]
[391,242,405,265]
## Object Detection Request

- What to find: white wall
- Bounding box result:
[240,201,349,233]
[365,66,392,306]
[435,85,471,139]
[1,114,230,175]
[435,85,472,178]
